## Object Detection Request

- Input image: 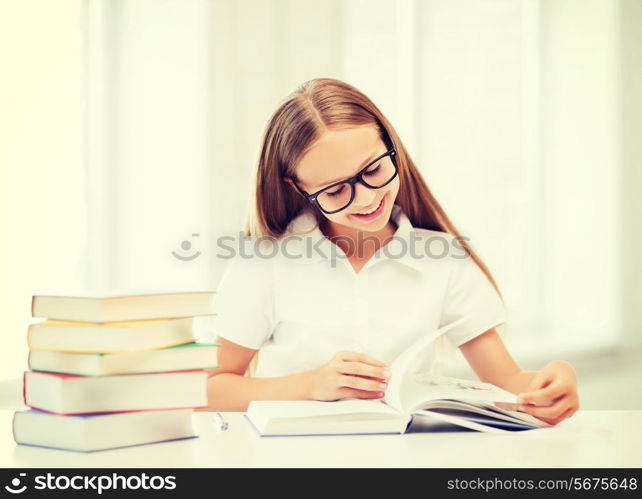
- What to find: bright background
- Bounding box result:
[1,0,641,409]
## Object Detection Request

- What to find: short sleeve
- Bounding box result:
[213,253,275,350]
[439,252,506,347]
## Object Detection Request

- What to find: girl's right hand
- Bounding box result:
[306,350,391,401]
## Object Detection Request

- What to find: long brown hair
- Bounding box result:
[246,78,502,301]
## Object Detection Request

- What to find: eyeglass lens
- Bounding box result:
[316,153,396,213]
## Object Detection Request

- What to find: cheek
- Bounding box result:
[387,178,400,199]
[324,213,345,226]
[360,179,401,209]
[378,178,400,208]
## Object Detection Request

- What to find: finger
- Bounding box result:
[519,381,568,405]
[339,351,386,367]
[339,361,390,381]
[519,401,569,421]
[550,406,575,425]
[536,406,575,426]
[525,369,554,393]
[339,374,387,392]
[338,387,385,400]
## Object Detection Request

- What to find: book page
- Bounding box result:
[413,410,513,434]
[383,317,468,411]
[402,373,519,412]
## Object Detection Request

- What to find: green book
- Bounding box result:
[28,342,219,376]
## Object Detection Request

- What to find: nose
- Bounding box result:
[353,183,377,210]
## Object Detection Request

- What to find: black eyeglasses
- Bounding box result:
[291,148,398,214]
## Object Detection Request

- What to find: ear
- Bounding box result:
[282,176,305,198]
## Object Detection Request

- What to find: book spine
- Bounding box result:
[21,371,27,407]
[147,369,209,376]
[26,324,33,350]
[30,370,206,380]
[11,411,18,445]
[25,404,209,416]
[33,371,82,379]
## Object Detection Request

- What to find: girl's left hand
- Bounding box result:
[516,360,580,425]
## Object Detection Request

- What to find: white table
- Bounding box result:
[3,410,642,468]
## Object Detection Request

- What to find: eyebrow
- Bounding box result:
[314,150,382,190]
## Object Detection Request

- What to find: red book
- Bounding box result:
[23,370,208,415]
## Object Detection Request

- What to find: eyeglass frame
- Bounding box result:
[289,147,399,214]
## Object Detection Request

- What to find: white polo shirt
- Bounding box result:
[213,204,506,378]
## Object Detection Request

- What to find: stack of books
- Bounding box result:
[12,291,218,452]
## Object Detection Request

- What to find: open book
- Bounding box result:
[245,318,552,435]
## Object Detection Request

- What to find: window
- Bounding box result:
[2,0,628,383]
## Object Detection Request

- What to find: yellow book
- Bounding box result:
[27,317,196,353]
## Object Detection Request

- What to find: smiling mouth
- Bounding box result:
[351,196,385,220]
[356,199,382,215]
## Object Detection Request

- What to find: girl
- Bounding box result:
[207,78,579,425]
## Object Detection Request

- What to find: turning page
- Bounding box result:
[383,317,469,412]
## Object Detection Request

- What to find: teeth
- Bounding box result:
[357,199,382,215]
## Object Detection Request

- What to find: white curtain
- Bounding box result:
[0,0,633,381]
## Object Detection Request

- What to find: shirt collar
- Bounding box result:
[282,204,425,273]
